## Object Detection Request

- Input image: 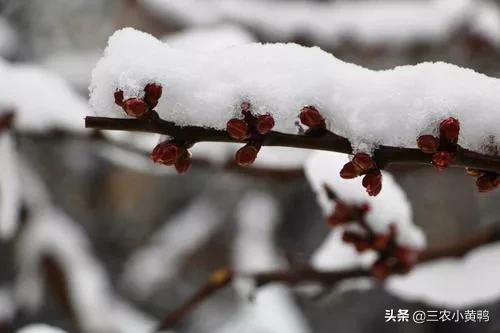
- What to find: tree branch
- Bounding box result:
[156,224,500,331]
[85,116,500,173]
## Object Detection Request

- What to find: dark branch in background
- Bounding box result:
[156,224,500,331]
[14,129,304,182]
[85,116,500,173]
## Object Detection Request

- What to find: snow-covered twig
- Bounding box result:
[14,162,155,333]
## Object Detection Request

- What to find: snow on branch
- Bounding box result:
[15,207,155,333]
[0,60,94,239]
[90,28,500,154]
[14,163,155,333]
[0,61,90,133]
[87,28,500,194]
[140,0,500,50]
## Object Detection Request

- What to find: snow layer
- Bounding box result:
[90,28,500,154]
[306,151,425,250]
[0,61,89,132]
[141,0,500,48]
[387,242,500,307]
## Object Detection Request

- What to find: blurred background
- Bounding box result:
[1,0,500,332]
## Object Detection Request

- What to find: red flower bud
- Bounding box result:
[352,153,376,171]
[299,106,325,128]
[175,153,192,174]
[255,114,275,135]
[439,117,460,143]
[150,142,179,166]
[476,174,499,192]
[0,111,15,131]
[114,90,124,107]
[393,246,417,266]
[144,82,163,108]
[354,240,371,253]
[235,144,260,166]
[123,98,148,118]
[431,151,453,171]
[341,231,363,244]
[327,201,352,226]
[226,118,249,140]
[362,170,382,196]
[371,260,391,280]
[340,162,360,179]
[417,135,439,154]
[373,234,391,250]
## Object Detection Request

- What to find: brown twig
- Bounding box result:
[157,268,234,331]
[85,116,500,173]
[156,224,500,331]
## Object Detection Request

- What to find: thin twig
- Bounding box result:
[85,116,500,173]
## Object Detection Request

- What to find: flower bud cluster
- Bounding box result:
[226,102,275,166]
[340,153,382,196]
